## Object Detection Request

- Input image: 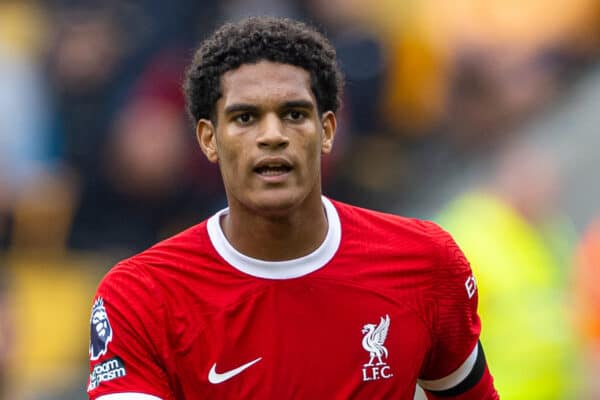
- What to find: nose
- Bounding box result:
[256,113,289,149]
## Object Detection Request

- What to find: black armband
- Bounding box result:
[419,340,487,397]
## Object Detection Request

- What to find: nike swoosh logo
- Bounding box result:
[208,357,262,384]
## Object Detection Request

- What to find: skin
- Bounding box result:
[196,61,336,261]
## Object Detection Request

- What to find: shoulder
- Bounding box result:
[330,198,452,251]
[92,225,210,334]
[121,220,212,272]
[134,221,211,264]
[99,221,211,293]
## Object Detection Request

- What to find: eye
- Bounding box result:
[285,110,306,122]
[235,113,254,124]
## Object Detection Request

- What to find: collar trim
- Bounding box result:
[207,197,341,279]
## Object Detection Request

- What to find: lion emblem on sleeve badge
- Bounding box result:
[89,297,113,360]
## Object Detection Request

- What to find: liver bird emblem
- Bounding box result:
[361,314,390,366]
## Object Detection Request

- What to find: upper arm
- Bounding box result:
[419,225,498,399]
[87,263,173,400]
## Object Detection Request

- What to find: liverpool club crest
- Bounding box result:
[361,314,393,381]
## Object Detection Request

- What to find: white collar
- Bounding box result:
[207,196,341,279]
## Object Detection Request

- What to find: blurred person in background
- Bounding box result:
[0,0,58,248]
[437,143,582,399]
[47,5,127,179]
[87,17,498,399]
[302,0,402,210]
[67,49,223,254]
[572,217,600,398]
[45,2,223,254]
[47,1,220,187]
[347,0,600,214]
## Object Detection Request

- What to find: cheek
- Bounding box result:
[304,139,323,167]
[217,141,247,181]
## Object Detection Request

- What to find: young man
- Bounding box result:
[87,17,498,400]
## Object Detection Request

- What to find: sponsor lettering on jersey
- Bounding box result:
[361,314,393,381]
[89,297,113,360]
[88,357,127,391]
[465,274,477,299]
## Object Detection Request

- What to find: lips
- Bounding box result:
[253,158,293,176]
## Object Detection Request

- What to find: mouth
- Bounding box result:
[253,159,293,177]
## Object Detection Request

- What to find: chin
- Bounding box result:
[247,190,306,216]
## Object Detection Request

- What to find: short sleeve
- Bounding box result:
[87,262,173,400]
[420,224,482,382]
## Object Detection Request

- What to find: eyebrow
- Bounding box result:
[223,103,259,115]
[280,100,315,110]
[223,99,316,115]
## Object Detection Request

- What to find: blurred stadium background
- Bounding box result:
[1,0,600,399]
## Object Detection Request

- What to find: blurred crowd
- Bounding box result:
[1,0,600,399]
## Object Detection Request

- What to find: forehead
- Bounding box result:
[219,61,315,109]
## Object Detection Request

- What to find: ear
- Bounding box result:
[320,111,337,154]
[196,119,218,163]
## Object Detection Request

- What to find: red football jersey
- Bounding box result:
[87,197,497,399]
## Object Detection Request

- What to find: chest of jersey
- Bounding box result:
[163,277,431,399]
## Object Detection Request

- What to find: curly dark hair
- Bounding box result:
[183,16,343,124]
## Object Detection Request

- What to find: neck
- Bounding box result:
[221,193,328,261]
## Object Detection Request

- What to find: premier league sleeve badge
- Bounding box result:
[89,297,113,360]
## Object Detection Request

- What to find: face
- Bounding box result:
[197,61,336,215]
